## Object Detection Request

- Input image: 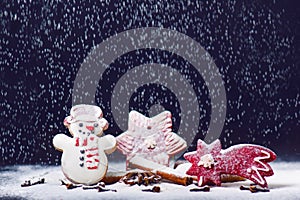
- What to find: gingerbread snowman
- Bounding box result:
[53,104,117,185]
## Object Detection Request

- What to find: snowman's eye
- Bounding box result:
[94,123,98,127]
[79,123,83,127]
[79,130,82,132]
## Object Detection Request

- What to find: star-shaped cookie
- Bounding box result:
[117,110,187,168]
[184,140,222,186]
[184,139,276,188]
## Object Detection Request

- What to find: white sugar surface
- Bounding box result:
[0,162,299,200]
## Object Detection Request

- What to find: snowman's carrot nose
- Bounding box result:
[86,126,94,131]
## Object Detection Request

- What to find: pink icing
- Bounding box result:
[117,110,187,168]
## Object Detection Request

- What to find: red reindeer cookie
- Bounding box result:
[53,104,117,185]
[184,139,276,188]
[117,110,187,168]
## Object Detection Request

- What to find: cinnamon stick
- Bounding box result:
[128,156,193,186]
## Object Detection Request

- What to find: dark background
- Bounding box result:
[0,0,299,165]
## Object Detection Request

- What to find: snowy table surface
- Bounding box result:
[1,162,300,200]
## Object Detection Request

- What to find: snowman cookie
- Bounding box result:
[53,104,117,185]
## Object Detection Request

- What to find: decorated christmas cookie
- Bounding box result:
[184,139,276,188]
[117,110,187,168]
[53,104,117,185]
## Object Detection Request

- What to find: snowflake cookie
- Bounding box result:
[117,110,187,168]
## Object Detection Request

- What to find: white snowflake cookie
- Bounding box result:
[53,104,117,185]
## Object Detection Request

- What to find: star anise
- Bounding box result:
[120,171,161,186]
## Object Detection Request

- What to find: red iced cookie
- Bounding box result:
[184,139,276,188]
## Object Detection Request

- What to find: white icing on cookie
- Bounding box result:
[197,154,215,169]
[144,136,157,150]
[53,104,117,185]
[198,176,203,186]
[250,150,271,186]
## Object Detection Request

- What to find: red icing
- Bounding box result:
[86,126,94,131]
[74,135,100,171]
[75,138,80,146]
[86,147,98,151]
[82,138,88,146]
[86,153,99,158]
[184,139,276,188]
[87,166,98,170]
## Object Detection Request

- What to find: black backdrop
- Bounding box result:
[0,0,299,165]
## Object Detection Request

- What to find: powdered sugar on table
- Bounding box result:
[1,162,300,200]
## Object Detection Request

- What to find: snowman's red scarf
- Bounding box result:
[75,135,100,170]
